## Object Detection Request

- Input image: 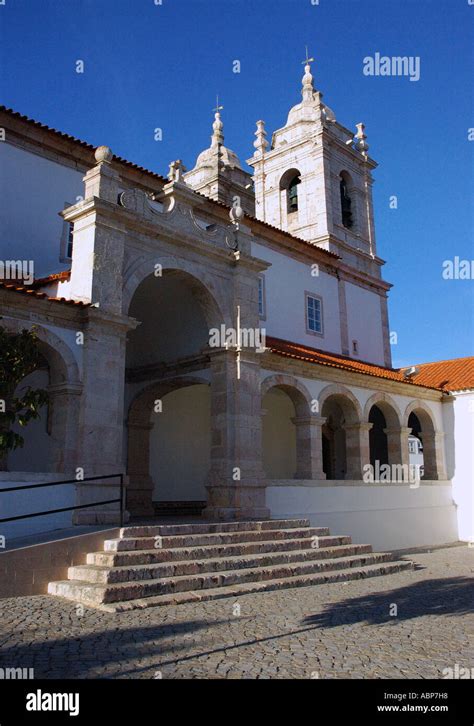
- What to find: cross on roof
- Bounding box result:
[302,46,315,65]
[213,95,224,113]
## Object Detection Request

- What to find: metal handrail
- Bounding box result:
[0,473,125,527]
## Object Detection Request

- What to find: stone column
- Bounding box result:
[421,431,447,480]
[384,426,411,468]
[291,415,326,480]
[203,348,269,521]
[47,382,83,475]
[343,422,372,479]
[73,314,132,525]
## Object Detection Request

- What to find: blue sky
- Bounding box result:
[1,0,472,366]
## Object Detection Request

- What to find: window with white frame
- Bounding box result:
[306,293,323,335]
[258,275,266,319]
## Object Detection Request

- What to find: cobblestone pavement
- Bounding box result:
[0,546,472,679]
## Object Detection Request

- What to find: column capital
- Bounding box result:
[343,422,373,432]
[384,426,412,435]
[291,415,327,427]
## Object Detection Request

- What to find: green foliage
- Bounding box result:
[0,323,49,458]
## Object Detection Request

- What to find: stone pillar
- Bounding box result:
[126,420,155,517]
[203,348,269,521]
[421,431,447,480]
[384,426,411,468]
[343,422,372,479]
[73,314,132,524]
[47,382,82,475]
[291,415,326,480]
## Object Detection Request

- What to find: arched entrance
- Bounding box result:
[2,320,81,474]
[125,266,225,516]
[261,375,323,480]
[319,385,363,480]
[404,401,445,480]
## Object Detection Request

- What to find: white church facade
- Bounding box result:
[0,61,472,552]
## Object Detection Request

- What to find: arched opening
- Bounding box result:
[405,403,442,480]
[319,388,362,480]
[125,268,222,516]
[280,168,301,217]
[369,405,388,467]
[321,398,347,479]
[262,388,297,478]
[340,171,354,229]
[408,412,425,479]
[3,325,81,475]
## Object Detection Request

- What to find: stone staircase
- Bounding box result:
[47,519,413,612]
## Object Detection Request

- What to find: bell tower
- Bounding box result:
[248,55,380,274]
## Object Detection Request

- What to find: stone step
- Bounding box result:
[50,551,394,604]
[120,518,312,538]
[49,559,413,612]
[73,543,375,584]
[87,538,369,568]
[103,528,344,552]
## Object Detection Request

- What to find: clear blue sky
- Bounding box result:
[1,0,472,367]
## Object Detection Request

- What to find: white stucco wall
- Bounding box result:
[149,384,211,501]
[262,388,297,478]
[253,242,341,352]
[345,282,385,365]
[448,391,474,542]
[0,473,74,541]
[0,143,85,277]
[267,483,458,551]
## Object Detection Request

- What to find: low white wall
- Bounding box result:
[266,481,459,551]
[0,473,75,541]
[449,391,474,542]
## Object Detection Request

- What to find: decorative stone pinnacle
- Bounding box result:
[167,159,187,183]
[253,119,269,156]
[355,123,369,154]
[95,145,113,164]
[301,47,315,102]
[211,96,224,147]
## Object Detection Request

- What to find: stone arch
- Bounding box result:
[363,393,403,469]
[318,384,364,480]
[261,374,320,479]
[339,169,355,230]
[279,168,301,215]
[127,376,210,515]
[1,318,82,473]
[261,374,313,418]
[363,392,402,427]
[318,383,362,423]
[403,400,445,480]
[122,255,231,329]
[0,317,80,386]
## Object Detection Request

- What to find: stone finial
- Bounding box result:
[167,159,187,183]
[94,145,113,164]
[212,110,224,147]
[253,120,269,156]
[229,201,244,224]
[301,48,315,102]
[355,123,369,154]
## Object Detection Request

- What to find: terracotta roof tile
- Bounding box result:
[30,270,71,288]
[0,282,89,307]
[266,336,444,391]
[403,358,474,392]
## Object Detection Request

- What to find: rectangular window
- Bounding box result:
[66,223,74,259]
[258,275,266,319]
[306,293,323,335]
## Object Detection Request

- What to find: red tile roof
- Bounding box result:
[0,282,89,307]
[403,358,474,392]
[265,336,445,391]
[30,270,71,288]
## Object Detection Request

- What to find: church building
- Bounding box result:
[0,59,472,567]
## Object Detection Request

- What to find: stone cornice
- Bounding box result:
[261,352,444,402]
